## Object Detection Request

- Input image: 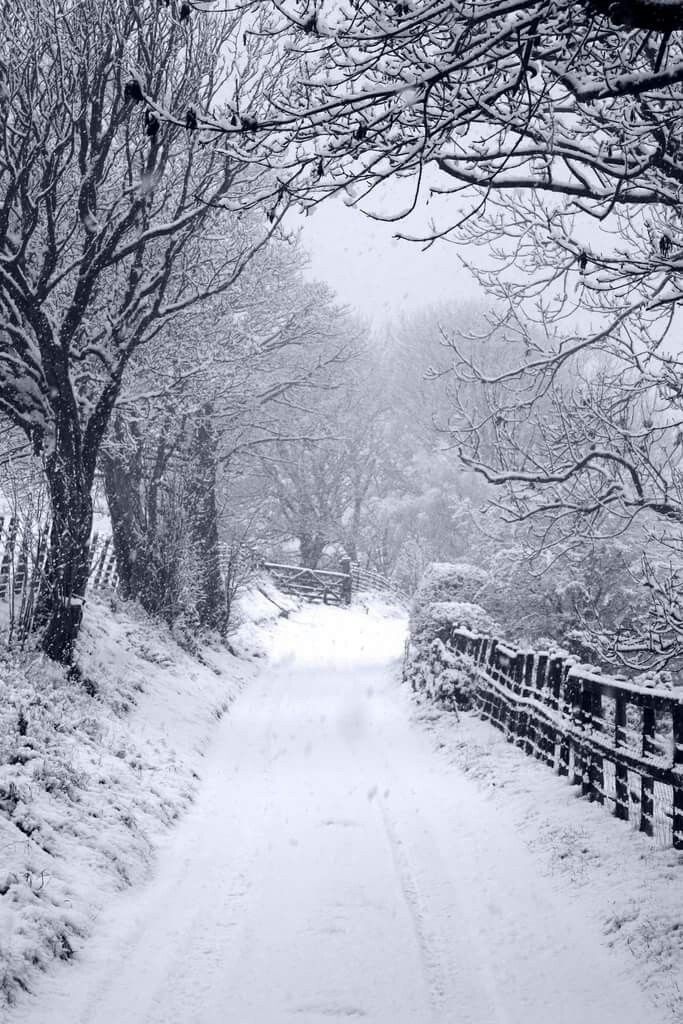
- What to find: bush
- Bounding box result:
[405,563,497,713]
[413,561,489,609]
[411,600,496,647]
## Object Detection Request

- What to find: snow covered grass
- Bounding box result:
[0,586,285,1005]
[413,700,683,1019]
[228,575,301,657]
[352,589,409,620]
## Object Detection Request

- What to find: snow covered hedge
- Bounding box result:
[405,563,496,711]
[411,600,496,648]
[410,562,488,620]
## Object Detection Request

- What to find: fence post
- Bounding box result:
[523,653,536,757]
[508,651,524,743]
[589,685,604,804]
[92,536,110,589]
[614,693,629,822]
[557,662,572,777]
[546,656,562,771]
[0,517,16,600]
[339,556,352,605]
[570,676,585,788]
[578,680,594,797]
[534,653,550,763]
[481,639,497,723]
[640,703,656,837]
[673,703,683,850]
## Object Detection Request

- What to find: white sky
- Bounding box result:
[293,195,484,326]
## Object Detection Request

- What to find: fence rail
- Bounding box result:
[261,559,403,605]
[420,625,683,850]
[350,564,404,598]
[0,518,118,634]
[261,561,352,605]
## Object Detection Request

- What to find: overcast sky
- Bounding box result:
[294,193,484,326]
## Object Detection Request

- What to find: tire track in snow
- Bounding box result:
[377,793,511,1024]
[376,799,444,1023]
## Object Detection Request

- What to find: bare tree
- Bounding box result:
[179,2,683,220]
[101,235,351,625]
[0,0,278,661]
[159,1,683,659]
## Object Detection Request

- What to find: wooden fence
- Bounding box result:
[0,517,118,630]
[88,533,119,591]
[261,561,352,605]
[350,564,405,599]
[421,626,683,850]
[261,559,403,605]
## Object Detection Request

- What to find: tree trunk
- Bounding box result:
[39,455,94,664]
[299,533,325,568]
[101,420,181,619]
[188,408,227,633]
[346,495,363,562]
[100,446,145,603]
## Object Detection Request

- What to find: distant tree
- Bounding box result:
[167,4,683,659]
[102,238,350,627]
[259,437,350,567]
[166,2,683,658]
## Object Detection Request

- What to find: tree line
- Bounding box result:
[2,0,683,672]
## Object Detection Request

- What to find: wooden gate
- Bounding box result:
[261,561,352,605]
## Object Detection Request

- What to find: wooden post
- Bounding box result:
[484,639,498,725]
[500,648,516,737]
[534,653,550,762]
[0,516,16,600]
[673,703,683,850]
[579,681,593,797]
[509,651,525,743]
[523,653,536,757]
[570,677,585,788]
[640,704,655,837]
[547,656,563,771]
[614,693,629,822]
[339,556,352,605]
[102,543,117,587]
[557,663,571,777]
[589,685,604,804]
[14,529,29,596]
[92,536,110,589]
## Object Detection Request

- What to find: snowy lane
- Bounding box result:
[13,606,671,1024]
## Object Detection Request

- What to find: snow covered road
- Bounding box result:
[12,605,671,1024]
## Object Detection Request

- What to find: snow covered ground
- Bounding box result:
[6,600,680,1024]
[0,589,274,1004]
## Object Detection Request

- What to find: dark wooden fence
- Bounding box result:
[423,626,683,850]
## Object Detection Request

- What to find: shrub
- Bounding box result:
[411,600,496,648]
[406,563,497,713]
[412,561,489,610]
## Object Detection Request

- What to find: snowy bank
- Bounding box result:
[0,587,286,1004]
[413,703,683,1020]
